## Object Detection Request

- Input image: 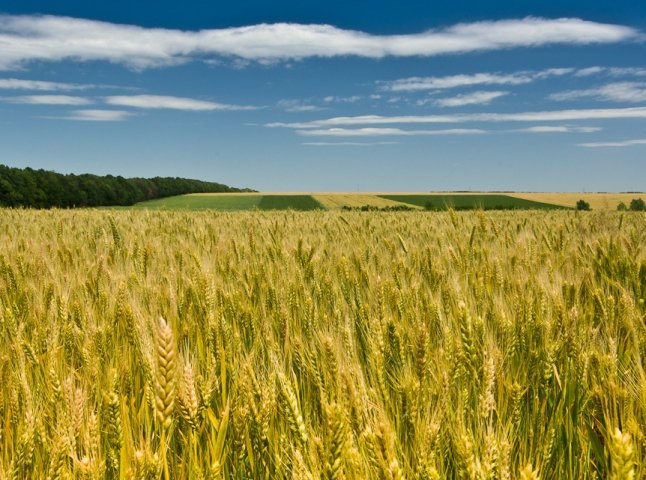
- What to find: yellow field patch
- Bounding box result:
[312,194,422,210]
[509,192,645,210]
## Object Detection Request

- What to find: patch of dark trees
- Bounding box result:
[422,202,529,211]
[0,164,254,208]
[341,203,551,212]
[341,205,415,212]
[617,198,646,211]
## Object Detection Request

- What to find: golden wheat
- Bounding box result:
[0,208,643,478]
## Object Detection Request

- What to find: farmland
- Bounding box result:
[0,209,644,479]
[379,194,567,210]
[129,192,645,212]
[129,192,571,211]
[312,194,420,210]
[132,194,263,211]
[132,194,323,211]
[510,193,646,211]
[257,195,323,211]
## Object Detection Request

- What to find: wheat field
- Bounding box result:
[509,193,644,211]
[312,195,420,210]
[0,209,644,479]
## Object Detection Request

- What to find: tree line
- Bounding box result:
[0,164,253,208]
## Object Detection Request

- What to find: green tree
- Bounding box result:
[0,163,252,209]
[617,202,627,211]
[576,199,591,211]
[629,198,645,211]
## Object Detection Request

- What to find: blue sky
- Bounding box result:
[0,1,645,191]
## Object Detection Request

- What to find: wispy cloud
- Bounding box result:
[3,94,91,105]
[105,95,256,111]
[575,66,606,77]
[578,138,646,148]
[302,141,399,146]
[266,106,646,129]
[381,68,573,92]
[430,91,508,107]
[43,109,132,121]
[323,95,362,103]
[297,127,486,137]
[277,99,323,112]
[383,66,646,92]
[606,67,646,77]
[0,78,94,91]
[575,66,646,77]
[549,82,646,102]
[0,15,638,70]
[517,125,601,133]
[533,68,575,79]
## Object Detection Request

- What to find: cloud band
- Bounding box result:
[0,15,638,70]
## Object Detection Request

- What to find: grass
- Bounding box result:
[257,195,323,211]
[132,193,263,210]
[379,193,568,210]
[0,208,644,479]
[131,194,323,211]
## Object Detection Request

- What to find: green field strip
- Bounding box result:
[133,194,263,210]
[378,194,568,210]
[257,195,325,211]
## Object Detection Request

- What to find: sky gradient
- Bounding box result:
[1,1,645,191]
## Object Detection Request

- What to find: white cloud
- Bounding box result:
[384,73,531,92]
[302,141,399,146]
[575,66,605,77]
[520,126,569,132]
[382,68,573,92]
[44,109,132,121]
[550,82,646,102]
[0,15,637,70]
[401,66,646,86]
[517,125,601,133]
[105,95,256,111]
[277,99,322,112]
[431,91,508,107]
[578,138,646,148]
[297,127,487,137]
[323,95,362,103]
[266,106,646,129]
[0,78,93,91]
[608,67,646,77]
[533,67,574,79]
[3,94,91,105]
[575,66,646,77]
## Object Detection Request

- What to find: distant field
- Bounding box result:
[132,194,262,210]
[510,192,646,210]
[129,192,645,211]
[132,194,323,211]
[379,194,566,210]
[313,194,420,210]
[257,195,323,211]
